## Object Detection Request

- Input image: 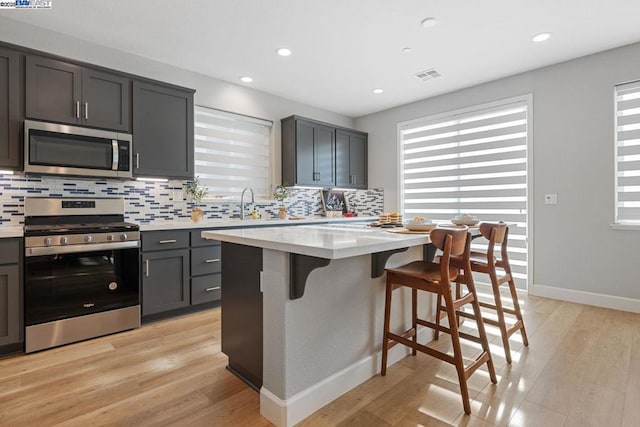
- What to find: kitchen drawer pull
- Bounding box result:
[158,239,177,244]
[205,287,221,292]
[145,259,149,277]
[205,258,221,263]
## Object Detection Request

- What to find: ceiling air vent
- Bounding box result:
[414,68,441,81]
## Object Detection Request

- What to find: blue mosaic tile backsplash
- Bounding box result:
[0,174,384,226]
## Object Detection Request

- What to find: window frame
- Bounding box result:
[193,105,274,200]
[396,94,533,290]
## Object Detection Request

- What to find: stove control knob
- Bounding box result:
[120,233,128,241]
[60,236,68,245]
[84,235,93,243]
[107,234,115,242]
[44,237,52,246]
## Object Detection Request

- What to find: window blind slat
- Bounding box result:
[401,99,529,289]
[194,106,272,198]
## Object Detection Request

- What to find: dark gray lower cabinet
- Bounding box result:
[142,249,189,316]
[141,229,223,319]
[0,239,22,354]
[221,242,263,390]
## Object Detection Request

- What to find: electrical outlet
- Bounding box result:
[172,190,184,201]
[544,193,557,205]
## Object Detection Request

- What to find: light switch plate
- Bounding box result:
[544,193,558,205]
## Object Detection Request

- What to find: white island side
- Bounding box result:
[202,223,435,427]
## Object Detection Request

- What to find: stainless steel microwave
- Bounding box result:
[24,120,133,179]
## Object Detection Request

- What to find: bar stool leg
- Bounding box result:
[381,274,393,376]
[489,271,512,364]
[467,280,497,384]
[434,294,443,340]
[506,272,529,347]
[443,287,472,415]
[411,288,418,356]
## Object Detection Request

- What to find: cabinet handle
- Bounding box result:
[205,286,221,292]
[135,153,140,169]
[158,239,177,244]
[145,259,149,277]
[353,175,357,185]
[75,101,80,119]
[84,102,89,120]
[205,258,221,263]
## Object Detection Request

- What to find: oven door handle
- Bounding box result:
[26,241,140,257]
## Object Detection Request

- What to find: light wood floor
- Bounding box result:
[1,290,639,427]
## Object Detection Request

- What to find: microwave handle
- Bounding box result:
[112,140,119,171]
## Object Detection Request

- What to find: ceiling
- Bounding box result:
[2,0,640,117]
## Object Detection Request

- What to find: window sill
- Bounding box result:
[610,223,640,230]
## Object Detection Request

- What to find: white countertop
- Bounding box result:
[201,223,430,259]
[139,215,375,231]
[0,226,23,238]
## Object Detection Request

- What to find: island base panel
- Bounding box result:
[221,242,263,390]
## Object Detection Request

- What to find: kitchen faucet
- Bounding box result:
[240,187,255,220]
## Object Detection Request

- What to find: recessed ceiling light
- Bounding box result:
[276,47,292,57]
[372,88,384,94]
[420,17,437,28]
[532,32,551,43]
[240,76,253,83]
[402,47,412,53]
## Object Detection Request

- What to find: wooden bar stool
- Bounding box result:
[442,222,529,364]
[380,227,497,415]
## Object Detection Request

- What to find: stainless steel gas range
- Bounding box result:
[23,197,141,353]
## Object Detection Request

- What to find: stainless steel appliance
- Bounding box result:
[24,197,140,353]
[24,120,132,179]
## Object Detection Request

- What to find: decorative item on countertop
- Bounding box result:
[320,189,348,217]
[273,185,291,219]
[185,176,208,223]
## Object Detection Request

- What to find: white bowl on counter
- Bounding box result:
[450,216,480,226]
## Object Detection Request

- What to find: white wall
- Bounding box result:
[355,42,640,306]
[0,17,355,186]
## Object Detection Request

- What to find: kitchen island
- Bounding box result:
[202,223,434,427]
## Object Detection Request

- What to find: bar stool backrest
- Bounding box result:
[429,227,468,256]
[479,222,507,244]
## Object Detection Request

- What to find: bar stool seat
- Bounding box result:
[380,227,497,415]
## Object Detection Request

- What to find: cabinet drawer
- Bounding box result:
[191,274,221,305]
[191,229,221,247]
[0,239,19,264]
[191,246,222,276]
[142,230,189,251]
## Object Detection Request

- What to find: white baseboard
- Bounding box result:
[260,328,432,427]
[531,283,640,313]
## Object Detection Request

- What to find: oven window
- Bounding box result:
[29,129,112,170]
[24,248,139,325]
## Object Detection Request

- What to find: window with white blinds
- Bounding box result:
[399,97,531,289]
[615,81,640,224]
[194,106,273,198]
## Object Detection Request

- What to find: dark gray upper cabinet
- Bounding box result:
[81,68,130,132]
[132,81,194,179]
[25,55,131,132]
[282,115,367,188]
[0,47,21,170]
[335,129,367,189]
[292,119,334,186]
